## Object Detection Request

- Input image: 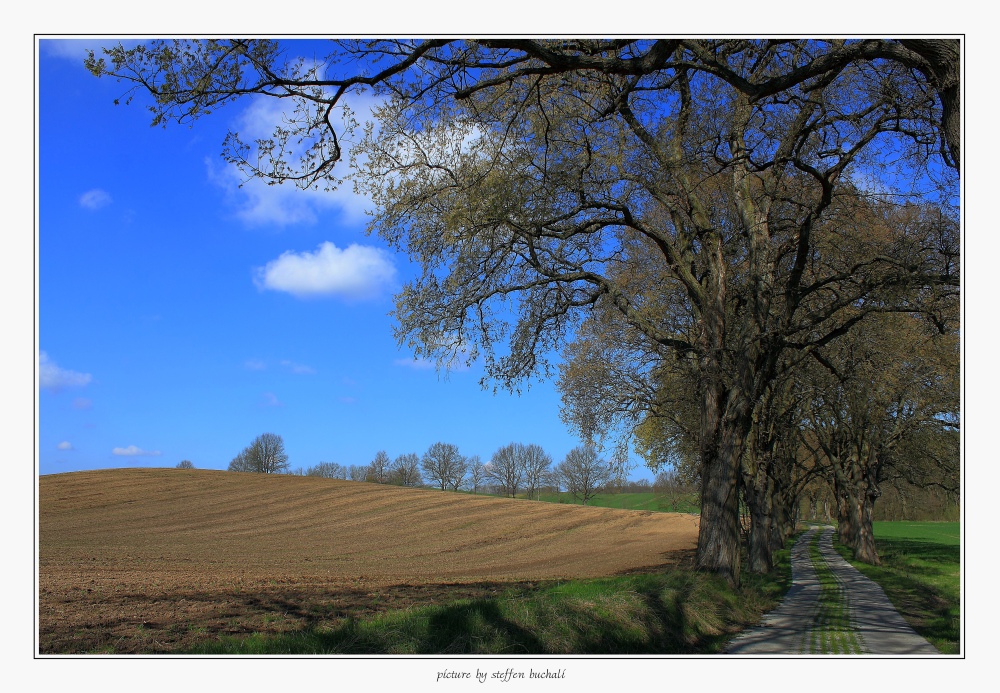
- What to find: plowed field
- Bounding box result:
[39,468,699,653]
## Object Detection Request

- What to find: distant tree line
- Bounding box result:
[223,433,668,505]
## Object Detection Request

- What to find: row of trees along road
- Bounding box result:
[90,39,959,585]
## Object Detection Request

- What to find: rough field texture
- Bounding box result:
[39,468,699,653]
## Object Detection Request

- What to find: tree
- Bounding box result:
[87,38,959,585]
[466,455,486,493]
[521,444,552,501]
[176,459,194,469]
[654,468,695,512]
[447,456,468,491]
[421,442,466,491]
[227,433,289,474]
[348,464,368,482]
[556,445,612,506]
[391,452,423,487]
[305,461,347,479]
[486,443,525,498]
[366,450,392,484]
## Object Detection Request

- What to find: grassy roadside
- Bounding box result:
[834,522,960,654]
[184,549,792,655]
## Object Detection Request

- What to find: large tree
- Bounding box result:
[421,442,466,491]
[521,444,553,501]
[228,432,290,474]
[391,452,423,487]
[486,443,526,498]
[556,445,612,506]
[88,38,959,584]
[466,455,487,493]
[366,450,392,484]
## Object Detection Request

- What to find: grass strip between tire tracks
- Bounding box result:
[808,532,864,655]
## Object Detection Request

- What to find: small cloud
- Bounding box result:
[41,38,143,61]
[253,242,396,300]
[72,397,93,410]
[260,392,283,407]
[112,445,161,457]
[339,396,357,405]
[393,357,437,371]
[244,359,266,371]
[79,189,112,210]
[281,359,316,375]
[394,340,474,372]
[40,352,92,391]
[57,441,73,451]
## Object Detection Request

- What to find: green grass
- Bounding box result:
[183,550,792,655]
[808,533,864,654]
[835,521,960,654]
[534,491,700,513]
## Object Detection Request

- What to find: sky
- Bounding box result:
[17,17,989,688]
[36,38,656,480]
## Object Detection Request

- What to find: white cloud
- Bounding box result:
[254,241,396,299]
[72,397,93,410]
[112,445,161,457]
[260,392,283,407]
[206,160,334,227]
[205,93,381,227]
[281,360,316,375]
[39,352,92,391]
[394,337,475,372]
[57,441,73,451]
[244,359,266,371]
[79,189,112,210]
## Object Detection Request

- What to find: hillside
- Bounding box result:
[39,468,699,653]
[41,468,698,587]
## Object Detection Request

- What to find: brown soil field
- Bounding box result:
[39,468,699,653]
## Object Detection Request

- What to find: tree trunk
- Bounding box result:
[855,467,883,564]
[855,493,880,565]
[747,494,773,574]
[742,454,776,574]
[768,482,797,554]
[697,405,748,586]
[834,459,881,565]
[836,491,860,552]
[838,493,880,564]
[693,229,746,586]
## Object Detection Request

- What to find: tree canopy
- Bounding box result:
[89,38,960,585]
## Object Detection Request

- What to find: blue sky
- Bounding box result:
[36,38,652,480]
